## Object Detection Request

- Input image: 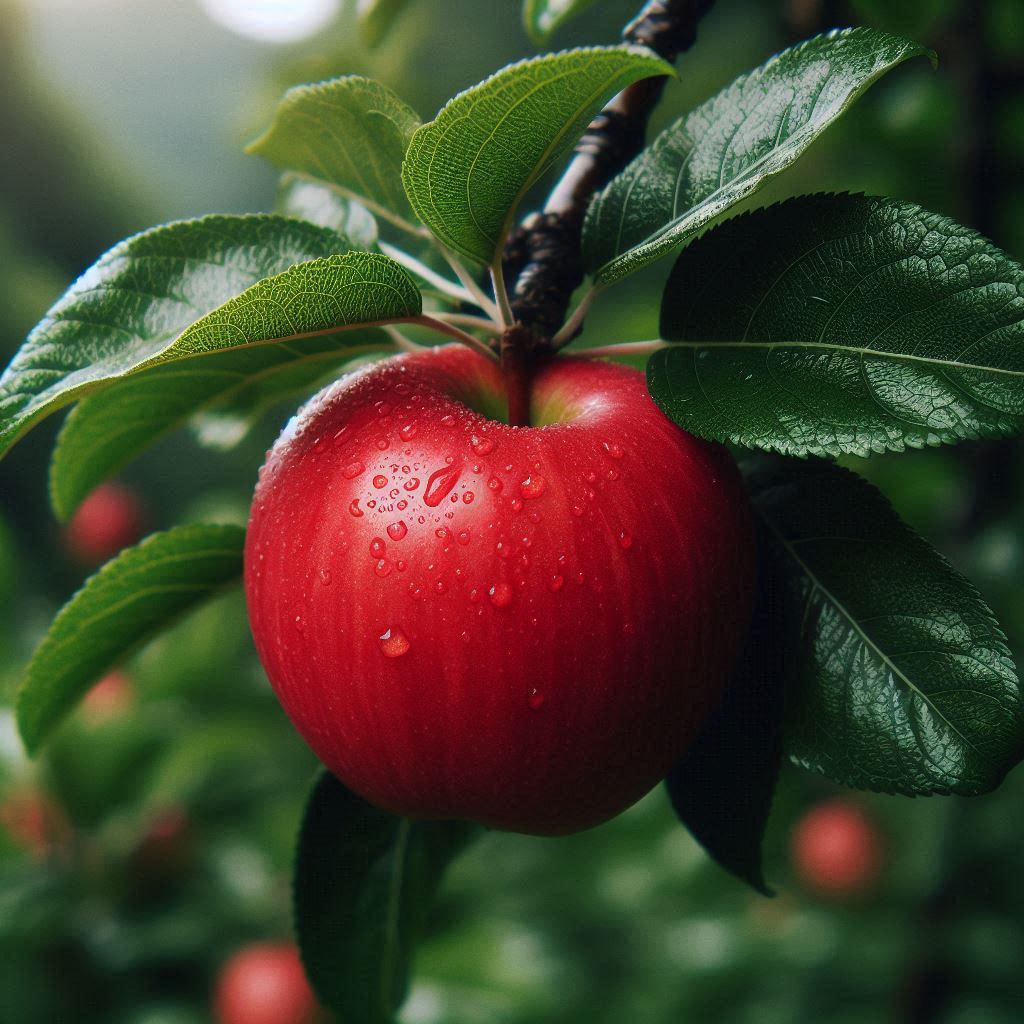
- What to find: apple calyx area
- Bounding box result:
[245,344,755,835]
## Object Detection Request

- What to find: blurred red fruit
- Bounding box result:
[791,799,883,897]
[214,943,318,1024]
[81,669,135,724]
[0,791,71,858]
[65,482,144,565]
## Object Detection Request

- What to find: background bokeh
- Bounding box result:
[2,1,1023,1021]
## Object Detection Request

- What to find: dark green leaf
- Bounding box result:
[16,524,245,753]
[652,193,1024,456]
[294,772,478,1023]
[49,330,388,519]
[523,0,601,43]
[747,457,1024,796]
[357,0,412,46]
[665,524,788,895]
[248,76,421,223]
[402,46,672,265]
[0,214,420,462]
[583,28,932,285]
[277,173,379,248]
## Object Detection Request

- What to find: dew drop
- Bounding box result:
[375,558,394,578]
[396,560,406,571]
[435,580,447,594]
[400,423,418,441]
[511,498,524,513]
[342,461,365,479]
[319,568,332,586]
[549,574,565,592]
[373,474,388,489]
[463,491,475,504]
[619,531,633,550]
[528,688,545,710]
[623,622,637,636]
[379,627,410,658]
[294,614,305,632]
[367,499,377,509]
[389,488,400,499]
[332,427,349,446]
[436,527,451,541]
[489,582,513,608]
[375,401,392,416]
[470,434,495,455]
[408,583,423,600]
[397,499,408,511]
[424,465,462,507]
[457,530,471,546]
[349,499,364,518]
[441,414,456,427]
[520,474,546,499]
[488,476,503,493]
[370,537,387,558]
[571,503,584,517]
[376,438,388,450]
[468,588,482,603]
[603,441,624,459]
[387,521,408,542]
[404,477,420,491]
[528,511,542,524]
[606,468,620,482]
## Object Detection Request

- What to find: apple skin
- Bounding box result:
[65,481,144,565]
[245,345,754,835]
[791,799,883,897]
[214,943,318,1024]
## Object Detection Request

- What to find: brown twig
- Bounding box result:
[501,0,717,350]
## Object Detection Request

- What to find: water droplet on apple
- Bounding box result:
[332,427,349,446]
[603,441,624,459]
[376,438,388,450]
[319,569,332,585]
[457,530,471,545]
[349,499,364,518]
[342,461,365,479]
[387,522,408,542]
[294,614,305,632]
[441,414,456,427]
[400,423,418,441]
[606,468,620,482]
[489,582,513,608]
[367,499,377,509]
[511,498,524,513]
[404,477,420,491]
[549,574,565,592]
[470,434,495,455]
[520,475,545,499]
[488,476,503,492]
[379,627,410,658]
[376,401,392,415]
[423,465,461,507]
[435,580,447,594]
[468,588,481,603]
[618,531,633,550]
[436,527,451,541]
[375,558,393,578]
[370,537,387,558]
[571,503,584,517]
[528,511,542,524]
[528,688,545,710]
[623,622,637,636]
[463,491,475,504]
[408,583,423,600]
[397,499,408,511]
[373,474,388,489]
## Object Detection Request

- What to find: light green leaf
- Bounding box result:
[402,46,672,265]
[277,173,379,248]
[0,215,420,463]
[16,524,245,754]
[583,27,932,285]
[248,76,421,223]
[523,0,601,43]
[295,772,478,1023]
[747,457,1024,796]
[357,0,411,46]
[651,193,1024,456]
[49,331,388,520]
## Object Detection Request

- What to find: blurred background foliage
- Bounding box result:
[2,0,1024,1021]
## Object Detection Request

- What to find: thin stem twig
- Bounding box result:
[439,248,501,321]
[490,261,515,328]
[379,242,481,309]
[413,315,500,363]
[383,326,425,352]
[551,285,599,348]
[433,312,500,333]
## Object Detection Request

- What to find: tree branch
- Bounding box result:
[501,0,717,348]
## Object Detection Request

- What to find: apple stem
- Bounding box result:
[500,326,534,427]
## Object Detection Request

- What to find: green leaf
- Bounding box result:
[357,0,412,46]
[651,193,1024,457]
[16,524,245,754]
[248,76,421,223]
[402,46,672,265]
[665,524,788,895]
[583,28,932,285]
[294,772,478,1023]
[523,0,601,43]
[277,173,379,248]
[747,457,1024,796]
[49,330,388,519]
[0,214,420,463]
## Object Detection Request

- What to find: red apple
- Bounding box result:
[81,669,135,724]
[214,943,317,1024]
[245,345,754,835]
[0,790,71,858]
[791,799,883,897]
[65,481,144,565]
